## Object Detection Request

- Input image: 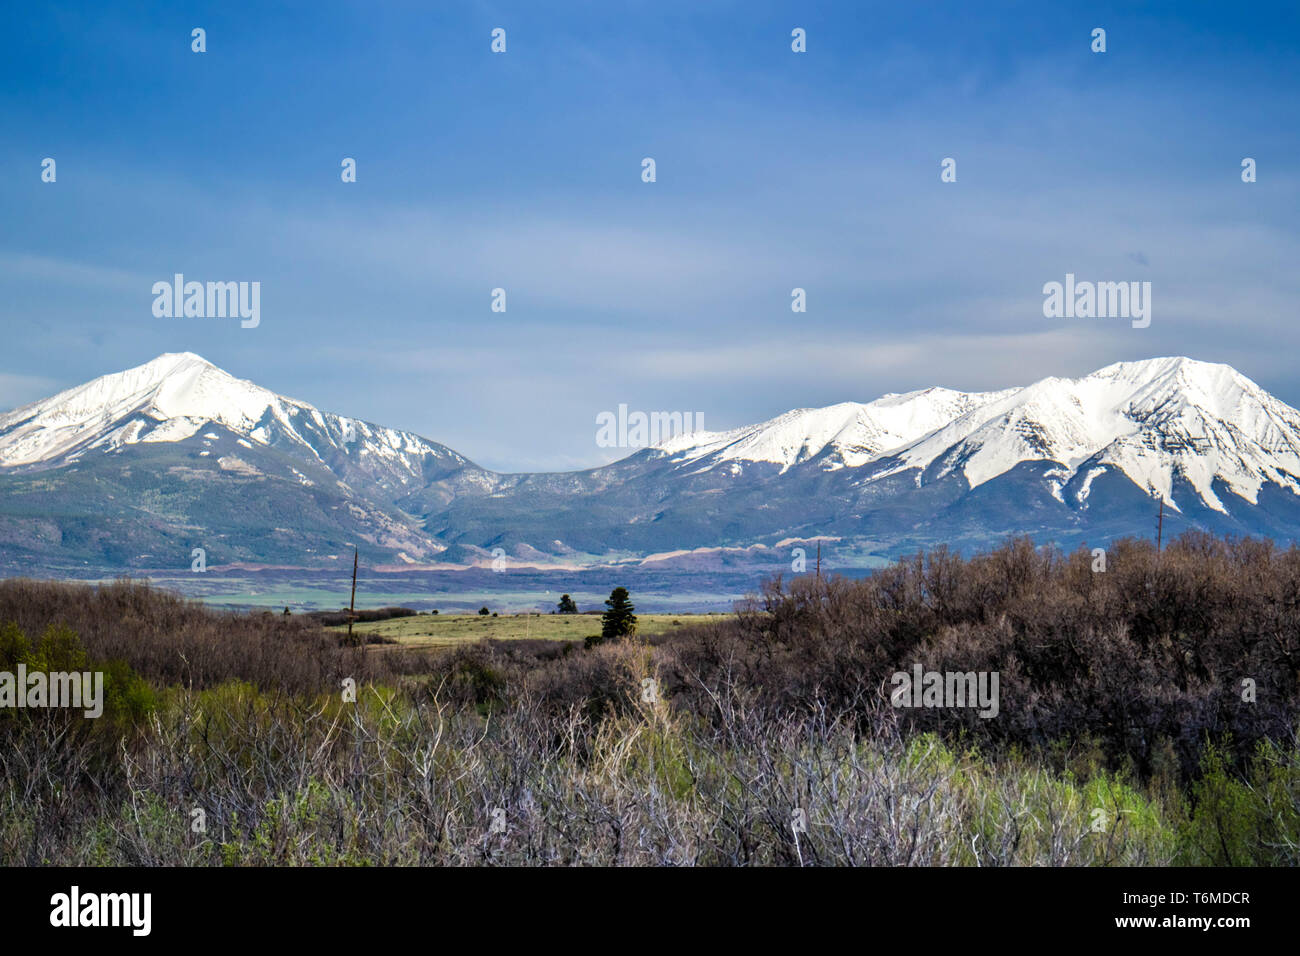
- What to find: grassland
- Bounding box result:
[327,611,723,649]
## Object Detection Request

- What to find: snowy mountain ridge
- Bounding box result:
[650,357,1300,515]
[2,352,1300,576]
[0,352,471,492]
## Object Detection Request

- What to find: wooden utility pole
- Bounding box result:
[815,542,821,581]
[347,547,360,652]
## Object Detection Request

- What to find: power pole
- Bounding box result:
[347,547,360,653]
[815,541,821,581]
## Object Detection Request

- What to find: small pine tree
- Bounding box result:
[599,587,637,643]
[557,594,578,614]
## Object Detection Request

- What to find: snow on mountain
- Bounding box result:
[654,357,1300,515]
[4,353,1299,523]
[3,352,1300,573]
[0,353,471,490]
[1090,358,1300,509]
[886,357,1300,513]
[654,387,1014,474]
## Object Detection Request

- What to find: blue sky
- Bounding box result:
[2,1,1298,471]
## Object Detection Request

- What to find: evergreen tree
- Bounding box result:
[478,606,490,616]
[557,594,578,614]
[599,587,637,642]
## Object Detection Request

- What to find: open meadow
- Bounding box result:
[327,611,723,649]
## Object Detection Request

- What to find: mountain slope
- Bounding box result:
[0,352,497,498]
[880,357,1300,512]
[654,386,1018,474]
[2,353,1299,575]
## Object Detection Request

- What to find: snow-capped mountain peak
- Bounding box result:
[874,357,1300,512]
[2,352,1300,574]
[655,386,1014,474]
[0,352,280,465]
[0,353,471,487]
[653,356,1300,515]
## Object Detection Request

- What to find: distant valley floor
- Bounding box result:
[15,565,854,614]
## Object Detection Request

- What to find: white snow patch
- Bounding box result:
[1077,467,1108,504]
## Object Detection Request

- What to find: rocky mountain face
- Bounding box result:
[3,352,1299,575]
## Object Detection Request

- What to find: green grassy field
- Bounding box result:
[328,612,725,649]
